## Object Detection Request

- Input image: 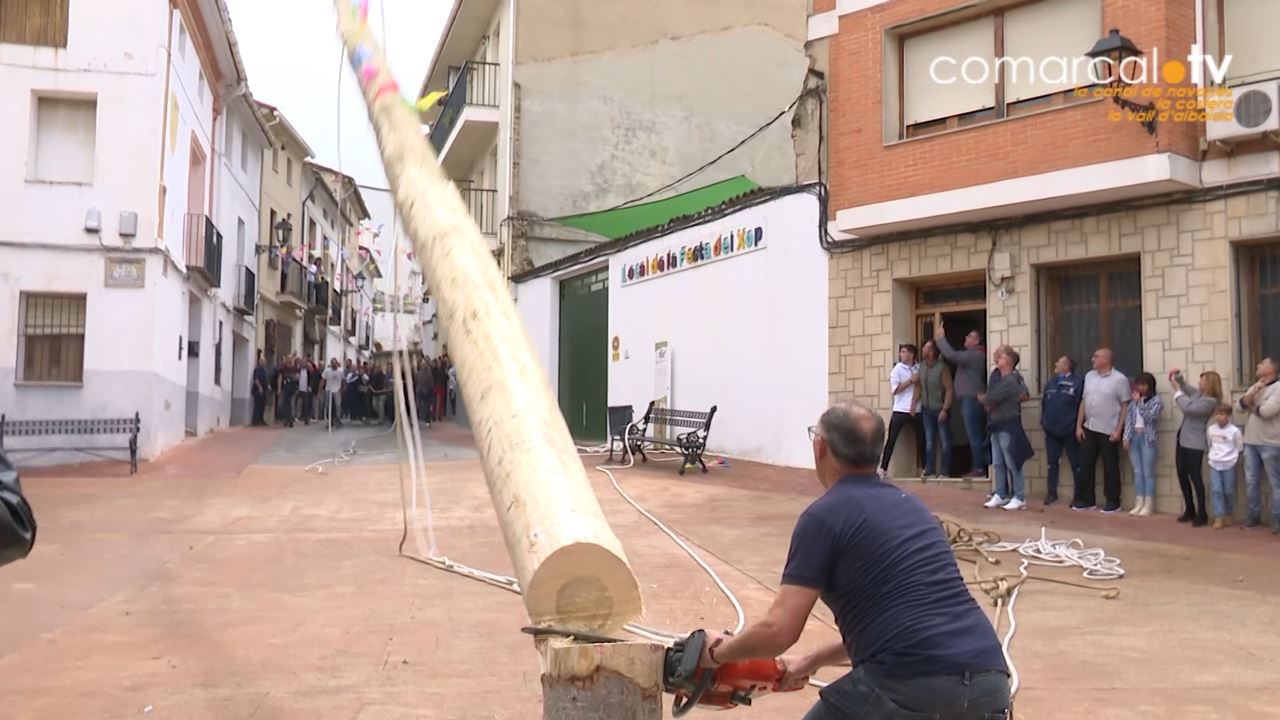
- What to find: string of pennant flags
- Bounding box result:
[346,0,448,119]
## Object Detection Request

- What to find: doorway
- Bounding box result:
[558,267,609,442]
[185,294,203,435]
[914,280,987,478]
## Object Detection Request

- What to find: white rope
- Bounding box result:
[984,527,1126,581]
[991,559,1027,698]
[583,427,747,637]
[304,395,395,474]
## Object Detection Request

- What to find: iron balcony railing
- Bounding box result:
[462,187,497,235]
[183,213,223,287]
[429,61,499,153]
[308,279,329,313]
[329,289,342,326]
[280,256,306,304]
[235,265,256,316]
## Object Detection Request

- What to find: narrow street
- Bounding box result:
[2,425,1277,719]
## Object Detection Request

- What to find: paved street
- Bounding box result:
[2,424,1279,719]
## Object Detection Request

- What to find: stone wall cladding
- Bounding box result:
[828,188,1280,508]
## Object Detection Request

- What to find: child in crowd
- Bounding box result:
[1206,404,1244,529]
[1123,372,1163,517]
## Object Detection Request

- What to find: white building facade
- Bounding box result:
[0,0,265,462]
[514,188,829,468]
[213,97,270,427]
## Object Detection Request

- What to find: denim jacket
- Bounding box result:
[1123,394,1163,447]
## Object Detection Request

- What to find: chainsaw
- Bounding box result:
[663,629,803,716]
[521,626,802,716]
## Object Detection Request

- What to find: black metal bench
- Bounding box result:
[0,413,141,474]
[627,401,717,475]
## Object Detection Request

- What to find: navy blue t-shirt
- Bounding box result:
[782,475,1006,678]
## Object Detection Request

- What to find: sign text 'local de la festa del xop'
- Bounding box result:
[619,221,767,287]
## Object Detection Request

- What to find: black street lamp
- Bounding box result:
[256,214,294,256]
[275,215,293,251]
[1086,28,1157,135]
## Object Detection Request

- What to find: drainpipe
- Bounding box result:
[503,0,517,280]
[156,5,175,252]
[1194,0,1205,92]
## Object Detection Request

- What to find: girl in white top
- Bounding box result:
[1206,404,1244,529]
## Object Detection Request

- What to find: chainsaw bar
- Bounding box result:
[520,625,628,644]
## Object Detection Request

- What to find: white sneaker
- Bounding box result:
[983,495,1007,509]
[1002,498,1027,511]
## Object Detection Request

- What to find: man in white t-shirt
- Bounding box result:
[879,343,924,478]
[322,358,346,428]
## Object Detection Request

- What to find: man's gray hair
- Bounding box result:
[817,401,885,468]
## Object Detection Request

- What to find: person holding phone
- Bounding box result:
[1169,368,1222,526]
[1123,372,1163,517]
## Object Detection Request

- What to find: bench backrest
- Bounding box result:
[644,403,717,433]
[0,413,141,439]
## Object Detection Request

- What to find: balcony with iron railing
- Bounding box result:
[455,183,497,237]
[428,61,500,176]
[307,279,329,314]
[183,214,223,287]
[234,265,256,316]
[279,256,307,308]
[329,289,342,326]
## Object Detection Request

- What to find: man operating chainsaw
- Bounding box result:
[696,401,1011,719]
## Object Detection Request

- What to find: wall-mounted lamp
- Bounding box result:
[255,214,294,255]
[1086,28,1157,136]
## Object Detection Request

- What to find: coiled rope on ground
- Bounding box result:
[939,517,1124,701]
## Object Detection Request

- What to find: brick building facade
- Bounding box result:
[810,0,1280,511]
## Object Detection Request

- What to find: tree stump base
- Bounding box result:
[537,638,665,720]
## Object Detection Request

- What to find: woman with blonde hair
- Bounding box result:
[1168,368,1223,526]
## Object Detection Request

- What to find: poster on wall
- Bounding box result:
[654,341,672,441]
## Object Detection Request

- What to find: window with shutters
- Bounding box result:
[1043,260,1143,380]
[17,293,86,384]
[895,0,1100,140]
[28,95,96,184]
[1213,0,1280,86]
[1240,242,1280,377]
[0,0,70,48]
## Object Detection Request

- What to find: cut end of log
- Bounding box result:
[538,639,665,720]
[526,542,643,631]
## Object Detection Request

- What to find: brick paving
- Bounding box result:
[1,428,1277,719]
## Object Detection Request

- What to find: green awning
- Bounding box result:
[553,176,760,241]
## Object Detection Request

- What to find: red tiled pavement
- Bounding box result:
[20,427,285,480]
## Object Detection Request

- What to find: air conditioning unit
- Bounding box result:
[1206,80,1280,143]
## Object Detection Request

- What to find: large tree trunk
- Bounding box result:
[333,0,643,633]
[538,639,665,720]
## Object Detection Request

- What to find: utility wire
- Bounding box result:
[599,92,804,212]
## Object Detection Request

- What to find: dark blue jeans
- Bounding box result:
[803,666,1010,720]
[959,398,988,472]
[1043,431,1080,497]
[921,407,952,476]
